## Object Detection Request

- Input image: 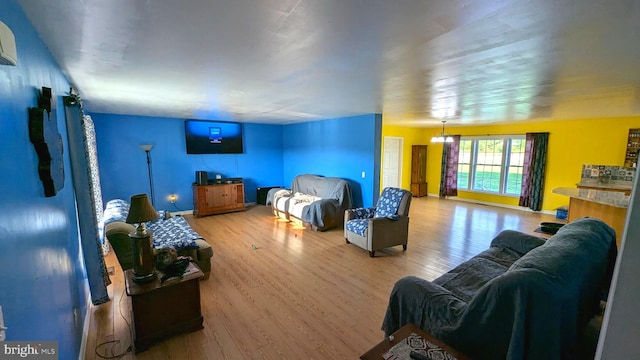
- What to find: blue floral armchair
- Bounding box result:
[344,187,412,257]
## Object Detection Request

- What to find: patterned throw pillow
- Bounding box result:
[350,207,376,219]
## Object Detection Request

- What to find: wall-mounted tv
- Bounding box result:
[184,120,244,154]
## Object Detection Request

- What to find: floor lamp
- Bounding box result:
[140,144,155,207]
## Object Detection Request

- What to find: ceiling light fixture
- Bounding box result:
[431,120,454,143]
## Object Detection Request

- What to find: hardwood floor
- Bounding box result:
[85,197,560,359]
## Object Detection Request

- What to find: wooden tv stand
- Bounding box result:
[193,182,245,217]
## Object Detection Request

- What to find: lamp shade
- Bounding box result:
[126,194,157,224]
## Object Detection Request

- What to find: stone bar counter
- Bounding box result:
[553,187,629,246]
[576,178,633,195]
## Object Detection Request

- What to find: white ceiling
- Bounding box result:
[17,0,640,126]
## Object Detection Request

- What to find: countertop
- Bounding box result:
[577,179,633,191]
[553,187,630,208]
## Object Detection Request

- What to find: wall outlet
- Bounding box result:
[361,171,366,178]
[0,305,6,341]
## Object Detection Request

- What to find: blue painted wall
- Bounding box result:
[93,113,382,210]
[91,113,284,210]
[0,2,88,359]
[282,114,382,208]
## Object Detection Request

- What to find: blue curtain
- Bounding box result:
[519,132,549,211]
[64,97,110,305]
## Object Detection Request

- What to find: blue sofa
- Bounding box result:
[382,217,617,359]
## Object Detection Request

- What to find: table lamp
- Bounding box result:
[126,193,157,282]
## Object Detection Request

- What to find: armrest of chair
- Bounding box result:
[105,221,136,271]
[490,230,546,255]
[266,188,287,205]
[345,207,376,222]
[369,214,408,227]
[382,275,466,337]
[273,189,292,198]
[192,239,213,280]
[368,215,409,245]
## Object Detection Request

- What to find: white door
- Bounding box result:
[382,137,403,189]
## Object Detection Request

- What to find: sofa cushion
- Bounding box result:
[431,230,540,302]
[345,218,369,237]
[433,247,522,302]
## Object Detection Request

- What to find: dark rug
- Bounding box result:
[534,227,555,235]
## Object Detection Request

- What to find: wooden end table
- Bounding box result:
[360,323,470,360]
[125,262,204,353]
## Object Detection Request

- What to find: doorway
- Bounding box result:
[382,136,403,189]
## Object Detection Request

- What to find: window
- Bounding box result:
[457,136,526,196]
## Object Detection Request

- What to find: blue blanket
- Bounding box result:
[102,199,201,252]
[382,218,617,359]
[148,216,200,251]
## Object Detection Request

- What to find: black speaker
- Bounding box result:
[195,171,208,186]
[257,186,280,205]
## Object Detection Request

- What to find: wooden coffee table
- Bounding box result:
[360,323,470,360]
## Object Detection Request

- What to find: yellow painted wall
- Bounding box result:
[380,125,429,192]
[385,117,640,211]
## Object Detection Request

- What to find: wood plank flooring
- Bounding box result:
[85,197,560,359]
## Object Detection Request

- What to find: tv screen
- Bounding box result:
[185,120,244,154]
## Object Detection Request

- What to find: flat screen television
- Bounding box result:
[184,120,244,154]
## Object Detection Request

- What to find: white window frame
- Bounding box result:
[457,135,526,197]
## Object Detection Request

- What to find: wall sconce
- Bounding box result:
[0,21,17,66]
[169,194,177,203]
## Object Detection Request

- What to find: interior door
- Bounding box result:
[382,137,403,189]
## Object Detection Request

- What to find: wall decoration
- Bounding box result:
[29,86,64,197]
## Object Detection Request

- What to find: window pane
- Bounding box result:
[457,164,470,189]
[504,137,526,195]
[505,166,523,194]
[472,139,503,193]
[457,140,473,190]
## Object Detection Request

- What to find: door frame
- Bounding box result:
[382,136,404,190]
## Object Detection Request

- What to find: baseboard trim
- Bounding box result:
[170,203,257,217]
[78,294,91,360]
[426,193,556,216]
[169,210,194,216]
